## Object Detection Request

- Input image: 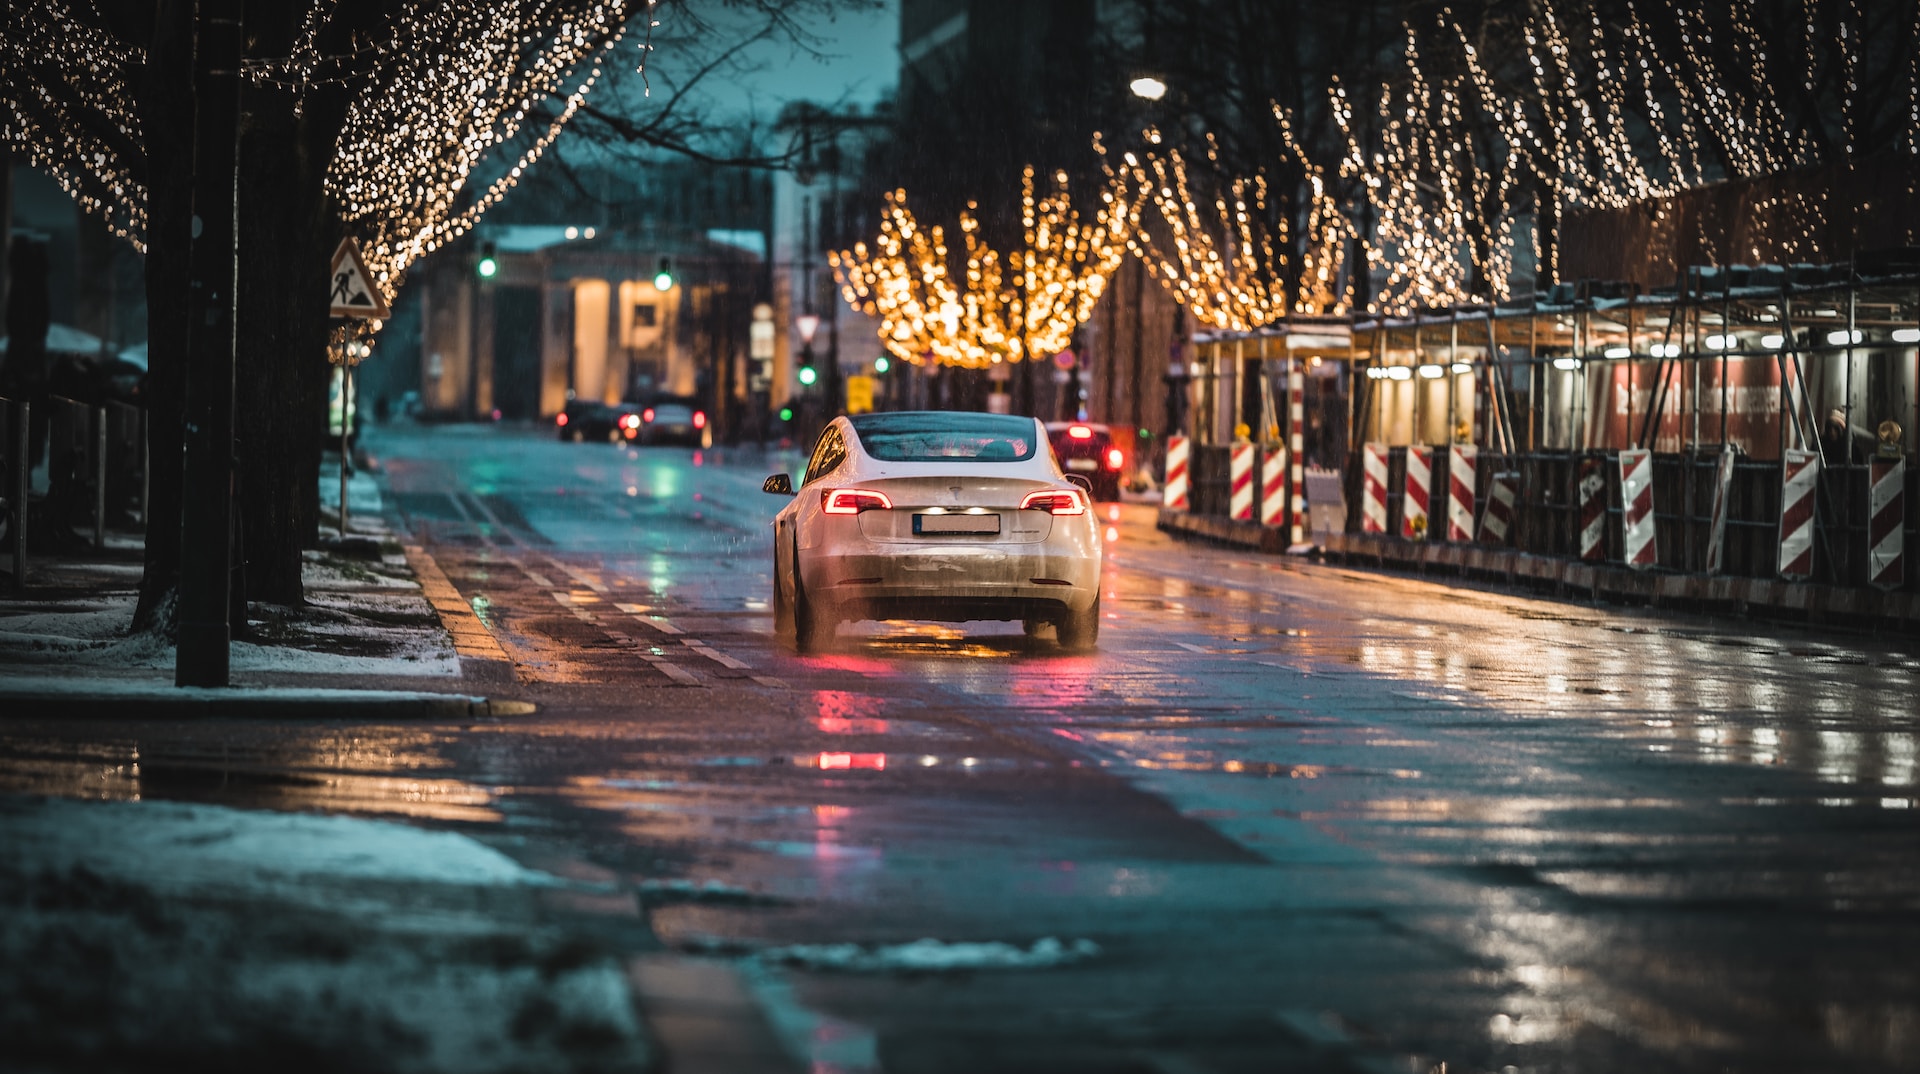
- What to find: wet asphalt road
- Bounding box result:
[10,423,1920,1074]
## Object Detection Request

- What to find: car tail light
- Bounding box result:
[1020,489,1087,515]
[623,426,637,439]
[693,410,707,429]
[822,488,893,514]
[1067,424,1093,440]
[642,407,656,423]
[1105,447,1123,470]
[621,413,641,430]
[556,412,569,426]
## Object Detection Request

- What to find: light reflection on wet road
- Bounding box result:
[7,424,1919,1073]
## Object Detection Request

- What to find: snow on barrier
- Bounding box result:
[1618,447,1657,569]
[1705,447,1736,574]
[1479,472,1518,545]
[1446,445,1477,542]
[1401,446,1433,539]
[1228,442,1255,521]
[1163,435,1190,511]
[1360,442,1389,534]
[1778,448,1820,580]
[1578,456,1607,561]
[1869,457,1906,590]
[1260,446,1288,527]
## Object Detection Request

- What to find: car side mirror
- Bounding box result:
[1065,474,1093,493]
[762,473,794,496]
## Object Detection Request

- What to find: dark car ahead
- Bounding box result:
[638,396,711,448]
[1044,422,1124,502]
[556,399,642,442]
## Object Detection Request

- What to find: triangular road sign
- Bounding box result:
[329,238,390,320]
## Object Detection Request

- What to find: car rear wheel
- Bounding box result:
[772,548,793,637]
[1056,595,1099,652]
[791,545,832,653]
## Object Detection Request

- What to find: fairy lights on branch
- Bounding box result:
[832,169,1131,369]
[4,0,663,339]
[1116,0,1916,320]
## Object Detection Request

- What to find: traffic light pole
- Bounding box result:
[176,0,241,687]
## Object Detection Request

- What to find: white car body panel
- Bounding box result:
[770,414,1102,633]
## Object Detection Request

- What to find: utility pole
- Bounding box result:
[176,0,242,687]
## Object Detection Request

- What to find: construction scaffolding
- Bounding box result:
[1177,261,1920,593]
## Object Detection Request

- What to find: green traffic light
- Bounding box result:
[873,356,890,374]
[477,257,498,278]
[653,271,673,290]
[779,407,794,422]
[797,366,818,386]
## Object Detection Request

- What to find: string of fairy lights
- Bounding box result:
[1097,0,1919,323]
[832,168,1131,369]
[3,0,660,349]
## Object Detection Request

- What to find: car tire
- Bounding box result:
[1056,595,1099,652]
[791,544,832,653]
[772,547,793,638]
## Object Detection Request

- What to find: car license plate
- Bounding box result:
[914,512,1000,535]
[1066,458,1098,471]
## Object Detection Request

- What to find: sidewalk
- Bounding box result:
[0,457,530,717]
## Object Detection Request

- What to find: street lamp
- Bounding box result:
[1129,75,1167,101]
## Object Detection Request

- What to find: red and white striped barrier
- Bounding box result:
[1705,447,1736,574]
[1287,364,1306,546]
[1869,457,1905,589]
[1229,442,1255,521]
[1401,446,1433,539]
[1446,446,1477,542]
[1777,448,1820,580]
[1361,442,1389,534]
[1578,456,1607,561]
[1163,434,1190,511]
[1260,446,1289,527]
[1618,448,1657,569]
[1479,472,1518,545]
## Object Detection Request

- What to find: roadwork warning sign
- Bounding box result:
[329,238,390,319]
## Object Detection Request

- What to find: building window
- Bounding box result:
[633,303,657,328]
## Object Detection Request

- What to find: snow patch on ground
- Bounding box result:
[759,936,1101,973]
[0,795,648,1072]
[6,795,548,889]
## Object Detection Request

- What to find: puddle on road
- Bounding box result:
[0,732,503,823]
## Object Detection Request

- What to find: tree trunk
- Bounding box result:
[132,0,195,634]
[232,92,334,607]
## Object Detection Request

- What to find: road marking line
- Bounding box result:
[683,640,752,671]
[403,545,513,665]
[615,603,685,635]
[541,554,610,594]
[523,570,556,588]
[751,676,789,689]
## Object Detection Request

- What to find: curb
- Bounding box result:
[0,692,537,720]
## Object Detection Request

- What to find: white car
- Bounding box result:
[764,411,1102,652]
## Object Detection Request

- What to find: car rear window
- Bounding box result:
[850,412,1038,462]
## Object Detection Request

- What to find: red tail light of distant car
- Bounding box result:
[693,411,707,429]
